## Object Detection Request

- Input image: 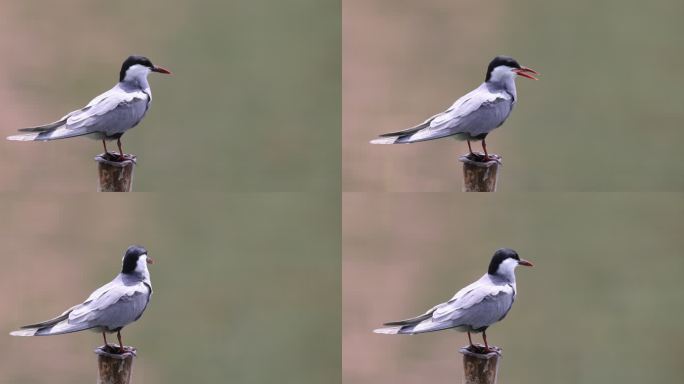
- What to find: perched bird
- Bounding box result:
[374,248,532,352]
[7,56,171,159]
[11,245,154,353]
[371,56,538,161]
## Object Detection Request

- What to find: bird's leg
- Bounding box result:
[102,332,109,347]
[467,140,473,156]
[117,330,124,353]
[117,138,125,161]
[482,139,490,161]
[483,330,490,352]
[467,331,473,348]
[102,140,109,155]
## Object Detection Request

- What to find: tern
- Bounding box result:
[11,245,153,353]
[7,56,171,159]
[373,248,532,352]
[371,56,538,161]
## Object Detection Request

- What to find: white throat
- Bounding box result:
[134,254,151,283]
[495,258,518,282]
[487,65,518,100]
[123,64,151,89]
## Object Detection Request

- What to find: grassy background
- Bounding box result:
[0,1,342,382]
[343,0,684,191]
[0,0,340,191]
[343,193,684,384]
[0,193,340,383]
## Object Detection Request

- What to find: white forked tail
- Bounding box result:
[370,136,400,145]
[7,133,40,141]
[372,326,402,334]
[9,328,39,336]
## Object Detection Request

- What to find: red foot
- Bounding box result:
[103,344,130,354]
[466,344,497,354]
[466,152,490,162]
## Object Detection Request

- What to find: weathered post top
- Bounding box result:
[94,345,137,384]
[94,153,137,192]
[458,153,502,192]
[95,345,137,384]
[459,345,502,384]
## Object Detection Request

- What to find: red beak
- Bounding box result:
[518,259,533,267]
[513,66,539,80]
[152,65,172,75]
[146,257,155,264]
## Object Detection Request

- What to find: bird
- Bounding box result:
[370,56,538,161]
[10,245,154,353]
[373,248,532,352]
[7,55,171,160]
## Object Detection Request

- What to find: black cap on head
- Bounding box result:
[121,245,148,274]
[485,56,521,82]
[488,248,520,275]
[120,55,154,82]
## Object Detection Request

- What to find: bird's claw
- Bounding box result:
[466,344,499,355]
[102,152,130,162]
[466,152,489,162]
[465,152,502,165]
[102,344,118,354]
[101,152,124,162]
[467,344,485,354]
[102,344,129,354]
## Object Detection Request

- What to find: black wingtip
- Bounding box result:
[383,320,408,326]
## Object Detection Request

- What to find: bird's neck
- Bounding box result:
[121,76,151,93]
[489,271,516,284]
[488,78,517,101]
[122,269,151,285]
[142,270,151,285]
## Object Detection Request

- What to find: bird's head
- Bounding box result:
[485,56,538,83]
[121,245,153,276]
[119,55,172,83]
[488,248,533,280]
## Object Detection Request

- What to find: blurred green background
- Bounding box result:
[1,193,340,383]
[343,193,684,384]
[0,0,340,191]
[343,0,684,191]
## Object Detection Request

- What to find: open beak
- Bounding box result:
[518,259,533,267]
[146,257,154,265]
[152,65,172,75]
[513,66,539,80]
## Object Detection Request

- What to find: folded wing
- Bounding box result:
[371,86,513,144]
[10,279,150,337]
[8,87,149,141]
[374,278,515,334]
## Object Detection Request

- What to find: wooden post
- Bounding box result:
[458,153,501,192]
[459,345,502,384]
[94,153,137,192]
[94,345,136,384]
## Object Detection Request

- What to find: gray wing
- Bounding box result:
[374,277,516,335]
[8,87,149,141]
[64,91,149,135]
[371,87,513,144]
[435,291,515,330]
[11,280,150,336]
[406,97,513,143]
[408,282,515,333]
[68,283,150,330]
[381,303,442,326]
